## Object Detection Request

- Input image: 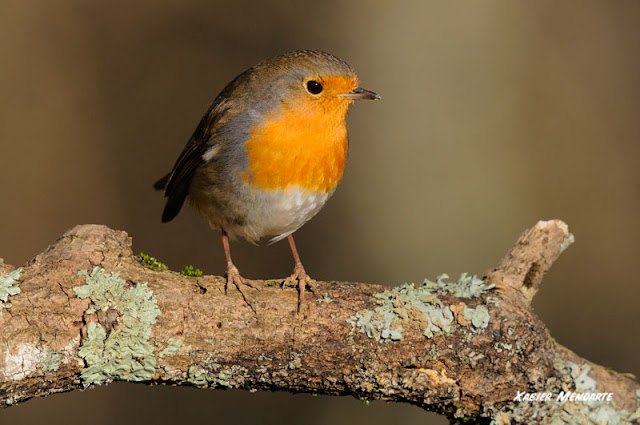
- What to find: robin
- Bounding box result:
[154,50,380,312]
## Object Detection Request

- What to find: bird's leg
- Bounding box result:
[283,234,316,313]
[221,230,257,313]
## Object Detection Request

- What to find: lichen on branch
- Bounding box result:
[73,267,161,385]
[0,221,637,425]
[0,268,21,315]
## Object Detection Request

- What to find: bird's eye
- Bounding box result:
[306,80,323,95]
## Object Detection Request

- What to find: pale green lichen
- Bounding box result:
[347,282,454,341]
[73,267,161,385]
[187,365,209,387]
[424,273,494,298]
[486,296,500,305]
[464,305,490,329]
[568,361,597,392]
[216,371,233,388]
[187,364,248,388]
[317,293,334,304]
[159,338,183,358]
[349,309,404,341]
[490,359,640,424]
[560,233,576,254]
[347,273,495,341]
[494,342,513,354]
[557,362,639,424]
[40,350,63,372]
[217,365,249,388]
[0,268,21,315]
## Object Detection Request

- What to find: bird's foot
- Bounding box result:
[226,264,258,313]
[283,264,316,313]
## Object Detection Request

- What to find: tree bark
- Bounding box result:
[0,221,638,423]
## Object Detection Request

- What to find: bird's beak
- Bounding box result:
[339,87,381,100]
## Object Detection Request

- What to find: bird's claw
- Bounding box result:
[226,265,257,313]
[283,264,316,313]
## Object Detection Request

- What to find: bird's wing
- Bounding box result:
[157,95,236,223]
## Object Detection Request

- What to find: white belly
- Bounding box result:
[227,187,331,243]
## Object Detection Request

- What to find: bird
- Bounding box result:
[154,50,380,313]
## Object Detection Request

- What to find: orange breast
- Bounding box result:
[243,97,349,193]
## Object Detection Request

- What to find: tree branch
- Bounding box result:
[0,221,638,423]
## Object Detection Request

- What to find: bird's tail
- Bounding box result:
[154,172,186,223]
[153,173,171,191]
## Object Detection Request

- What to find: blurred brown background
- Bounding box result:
[1,1,639,424]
